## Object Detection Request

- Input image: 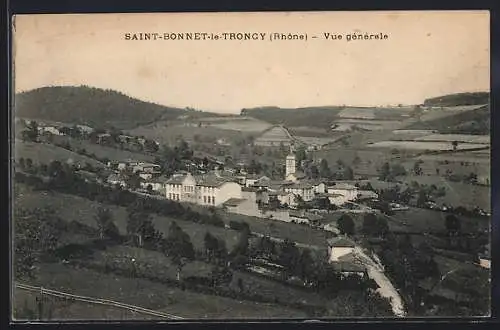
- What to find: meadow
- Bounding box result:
[18,262,304,320]
[14,140,105,168]
[50,136,156,163]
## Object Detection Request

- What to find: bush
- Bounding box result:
[229,220,250,232]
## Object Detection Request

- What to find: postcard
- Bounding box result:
[11,11,490,321]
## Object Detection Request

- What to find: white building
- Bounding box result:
[283,182,315,202]
[245,174,270,187]
[38,126,63,136]
[133,162,161,173]
[165,172,197,203]
[327,182,359,204]
[107,173,126,188]
[165,172,242,207]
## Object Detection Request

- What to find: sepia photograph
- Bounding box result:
[11,11,490,321]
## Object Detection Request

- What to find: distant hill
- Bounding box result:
[15,86,188,130]
[241,106,344,129]
[406,104,490,135]
[423,92,490,107]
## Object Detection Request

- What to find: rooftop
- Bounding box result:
[327,237,356,248]
[329,182,358,190]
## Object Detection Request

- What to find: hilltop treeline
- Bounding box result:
[423,92,490,107]
[15,86,186,130]
[241,106,344,129]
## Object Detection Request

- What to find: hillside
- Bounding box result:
[405,105,490,135]
[423,92,490,107]
[14,140,106,168]
[241,106,344,129]
[15,86,188,130]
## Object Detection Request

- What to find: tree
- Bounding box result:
[337,214,355,236]
[379,162,391,181]
[295,146,307,166]
[445,214,461,236]
[362,213,389,237]
[319,159,331,179]
[18,158,26,170]
[296,249,315,282]
[25,158,33,171]
[278,239,301,277]
[413,160,424,176]
[47,161,66,180]
[204,232,227,264]
[343,166,354,180]
[451,140,458,151]
[22,121,39,142]
[230,226,250,263]
[165,222,195,280]
[391,163,407,177]
[416,190,429,208]
[15,207,61,279]
[125,172,141,190]
[126,201,160,248]
[352,155,361,167]
[144,139,159,153]
[95,207,119,240]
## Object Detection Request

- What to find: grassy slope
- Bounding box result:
[15,188,241,252]
[14,140,105,168]
[50,136,156,163]
[15,262,305,320]
[405,105,490,134]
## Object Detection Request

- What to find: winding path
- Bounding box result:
[352,246,406,317]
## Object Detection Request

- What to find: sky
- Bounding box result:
[13,11,490,113]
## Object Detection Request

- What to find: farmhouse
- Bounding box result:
[76,125,94,134]
[133,162,161,174]
[327,182,359,203]
[283,182,315,202]
[327,237,356,263]
[331,252,368,278]
[37,126,63,136]
[140,176,170,192]
[107,173,126,187]
[245,174,270,187]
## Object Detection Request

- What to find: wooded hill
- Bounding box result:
[15,86,188,130]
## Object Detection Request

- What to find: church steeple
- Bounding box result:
[285,150,296,177]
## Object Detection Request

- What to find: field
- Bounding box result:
[127,121,246,145]
[398,175,491,212]
[15,262,304,320]
[90,245,329,307]
[414,134,490,144]
[367,141,486,151]
[14,140,105,168]
[198,116,272,133]
[50,136,156,163]
[417,105,485,122]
